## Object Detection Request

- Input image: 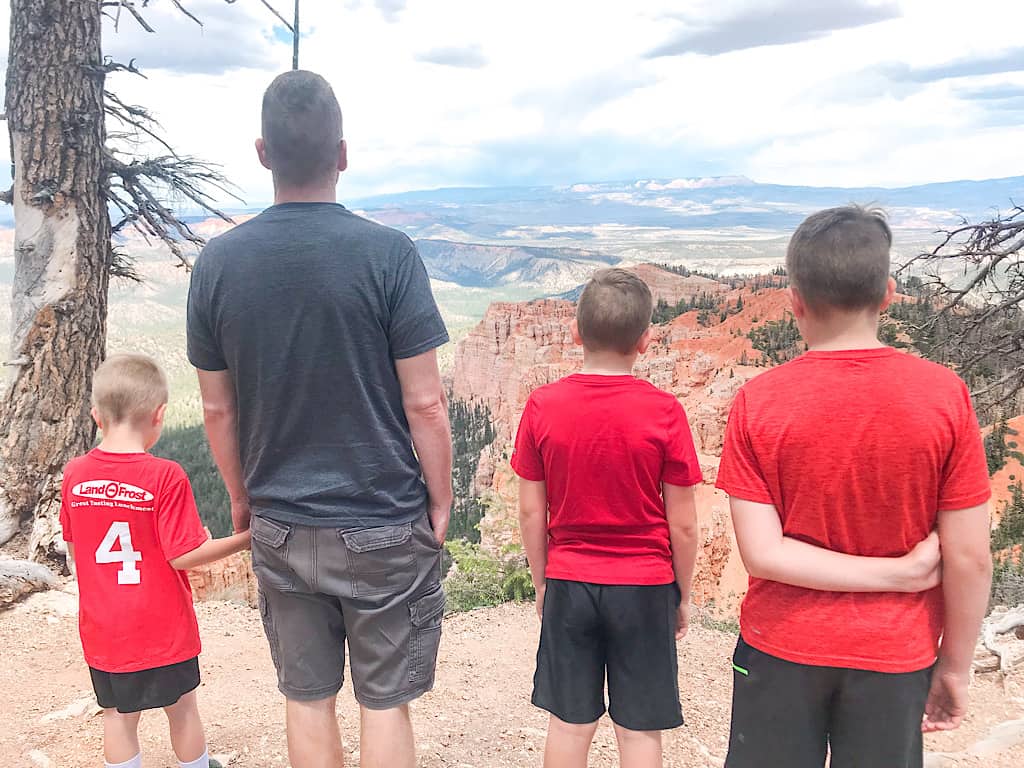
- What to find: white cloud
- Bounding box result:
[0,0,1021,205]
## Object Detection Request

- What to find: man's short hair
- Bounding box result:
[786,205,893,313]
[576,268,653,354]
[261,70,343,187]
[91,353,168,425]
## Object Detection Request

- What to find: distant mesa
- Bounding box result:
[415,238,619,292]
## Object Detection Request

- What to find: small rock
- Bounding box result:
[27,750,53,768]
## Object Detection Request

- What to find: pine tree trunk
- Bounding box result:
[0,0,110,555]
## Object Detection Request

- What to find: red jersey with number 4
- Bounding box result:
[511,374,703,585]
[60,449,208,673]
[716,348,992,674]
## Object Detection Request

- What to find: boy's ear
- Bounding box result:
[90,407,103,431]
[879,277,898,312]
[153,403,168,427]
[256,138,272,170]
[570,319,584,347]
[637,327,653,354]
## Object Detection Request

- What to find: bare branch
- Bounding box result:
[895,205,1024,417]
[105,90,179,157]
[105,2,157,33]
[169,0,204,27]
[105,151,241,270]
[0,187,12,205]
[258,0,295,32]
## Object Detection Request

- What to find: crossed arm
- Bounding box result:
[729,497,942,593]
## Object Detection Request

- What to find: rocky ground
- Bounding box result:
[2,589,1023,768]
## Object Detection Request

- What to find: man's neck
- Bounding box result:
[273,183,338,206]
[580,350,638,376]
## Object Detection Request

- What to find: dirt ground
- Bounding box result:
[2,589,1023,768]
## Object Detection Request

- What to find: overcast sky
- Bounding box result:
[2,0,1023,204]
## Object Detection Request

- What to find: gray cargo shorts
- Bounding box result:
[250,512,445,709]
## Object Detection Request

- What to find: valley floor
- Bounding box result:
[2,591,1023,768]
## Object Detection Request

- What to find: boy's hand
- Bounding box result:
[535,582,546,621]
[231,498,251,533]
[922,663,970,732]
[901,531,942,592]
[676,602,690,640]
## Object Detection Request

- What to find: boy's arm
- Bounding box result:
[518,478,548,619]
[924,501,991,732]
[196,369,250,533]
[66,542,76,579]
[169,530,252,571]
[731,497,941,592]
[665,482,699,639]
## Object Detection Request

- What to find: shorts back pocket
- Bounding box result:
[340,523,416,598]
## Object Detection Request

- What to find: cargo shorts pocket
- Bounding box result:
[258,589,283,673]
[408,586,445,685]
[250,517,295,592]
[340,523,416,598]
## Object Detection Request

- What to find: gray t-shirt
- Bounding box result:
[186,202,449,528]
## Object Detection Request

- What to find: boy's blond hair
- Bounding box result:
[91,353,168,426]
[576,268,653,355]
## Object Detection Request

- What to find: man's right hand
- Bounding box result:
[428,501,451,546]
[922,663,970,732]
[231,498,252,533]
[901,531,942,592]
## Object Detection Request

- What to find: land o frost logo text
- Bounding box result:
[72,480,155,503]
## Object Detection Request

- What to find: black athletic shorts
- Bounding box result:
[90,657,201,714]
[532,578,683,731]
[726,637,933,768]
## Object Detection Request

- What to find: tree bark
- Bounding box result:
[0,0,110,554]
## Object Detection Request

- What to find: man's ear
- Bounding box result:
[879,277,898,312]
[788,286,808,319]
[337,139,348,173]
[256,138,272,170]
[637,327,653,354]
[570,319,584,347]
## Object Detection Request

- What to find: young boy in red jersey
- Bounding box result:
[513,268,702,768]
[717,206,993,768]
[61,354,251,768]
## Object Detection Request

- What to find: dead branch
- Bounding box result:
[897,206,1024,415]
[105,90,179,157]
[0,187,12,205]
[105,151,240,269]
[981,605,1024,676]
[107,0,295,33]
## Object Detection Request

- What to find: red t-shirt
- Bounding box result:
[511,374,703,585]
[716,348,992,673]
[60,449,208,673]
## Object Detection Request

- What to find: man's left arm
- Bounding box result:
[196,369,250,533]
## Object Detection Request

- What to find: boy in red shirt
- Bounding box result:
[717,206,993,768]
[513,268,702,768]
[61,354,250,768]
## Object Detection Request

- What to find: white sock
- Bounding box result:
[178,749,209,768]
[105,754,141,768]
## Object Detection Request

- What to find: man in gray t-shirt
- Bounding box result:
[187,71,452,768]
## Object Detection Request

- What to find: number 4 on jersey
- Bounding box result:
[95,521,142,585]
